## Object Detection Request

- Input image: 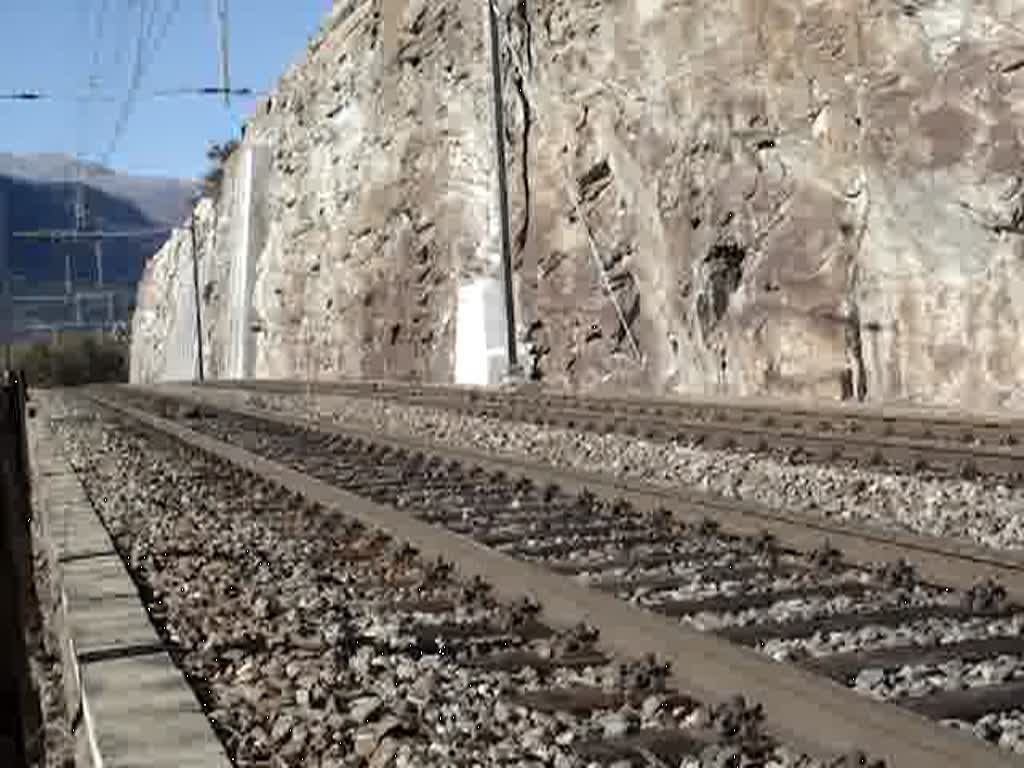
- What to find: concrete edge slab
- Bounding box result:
[27,392,231,768]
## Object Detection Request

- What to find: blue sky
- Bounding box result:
[0,1,331,181]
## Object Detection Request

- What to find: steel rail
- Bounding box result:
[192,379,1024,480]
[195,378,1024,435]
[88,389,1024,767]
[143,383,1024,604]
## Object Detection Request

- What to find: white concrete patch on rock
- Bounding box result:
[162,250,199,383]
[227,143,271,380]
[454,277,508,386]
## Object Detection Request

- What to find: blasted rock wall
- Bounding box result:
[133,0,1024,409]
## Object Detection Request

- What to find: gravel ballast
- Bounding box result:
[120,387,1024,758]
[761,613,1024,662]
[47,393,842,768]
[947,710,1024,755]
[206,389,1024,553]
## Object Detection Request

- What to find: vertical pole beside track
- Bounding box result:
[190,211,206,383]
[486,0,521,382]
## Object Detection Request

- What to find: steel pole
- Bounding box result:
[189,212,206,382]
[486,0,520,378]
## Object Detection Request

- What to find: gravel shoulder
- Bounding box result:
[25,515,75,768]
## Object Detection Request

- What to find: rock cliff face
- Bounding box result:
[132,0,1024,409]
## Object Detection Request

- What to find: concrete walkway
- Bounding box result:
[29,392,230,768]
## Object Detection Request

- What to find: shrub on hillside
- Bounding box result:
[14,334,129,388]
[202,139,240,199]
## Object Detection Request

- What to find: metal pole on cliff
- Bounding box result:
[189,209,205,382]
[486,0,521,381]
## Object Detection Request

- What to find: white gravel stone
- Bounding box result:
[630,570,870,608]
[761,613,1024,661]
[857,655,1024,701]
[945,710,1024,755]
[685,587,947,632]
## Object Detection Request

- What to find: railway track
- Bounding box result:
[194,378,1024,483]
[51,400,797,768]
[79,385,1024,765]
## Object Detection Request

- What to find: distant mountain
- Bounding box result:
[0,153,198,338]
[0,153,198,227]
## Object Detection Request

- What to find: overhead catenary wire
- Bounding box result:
[97,0,184,167]
[0,87,261,103]
[213,0,232,108]
[11,228,173,242]
[209,0,248,141]
[65,0,154,232]
[73,1,170,296]
[85,0,113,85]
[105,0,140,81]
[80,0,113,158]
[8,0,215,342]
[69,0,124,240]
[152,86,256,97]
[7,0,243,221]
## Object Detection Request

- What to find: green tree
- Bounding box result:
[202,138,240,199]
